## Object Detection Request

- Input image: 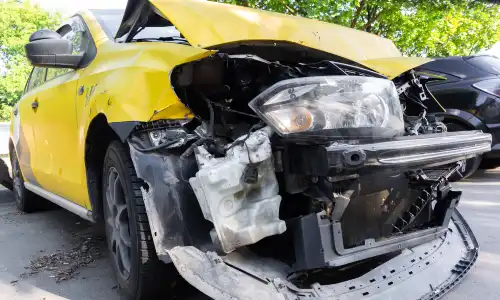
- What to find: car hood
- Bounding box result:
[116,0,432,78]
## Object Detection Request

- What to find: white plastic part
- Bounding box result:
[189,127,286,253]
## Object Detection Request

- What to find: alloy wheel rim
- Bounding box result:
[105,167,132,278]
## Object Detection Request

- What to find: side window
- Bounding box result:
[26,67,47,92]
[46,67,71,81]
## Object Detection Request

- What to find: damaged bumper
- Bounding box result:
[167,209,477,300]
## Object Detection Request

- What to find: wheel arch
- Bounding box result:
[433,109,487,132]
[85,113,122,222]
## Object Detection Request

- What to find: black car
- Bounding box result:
[417,55,500,178]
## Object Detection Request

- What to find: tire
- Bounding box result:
[10,150,41,212]
[102,141,179,300]
[445,122,482,181]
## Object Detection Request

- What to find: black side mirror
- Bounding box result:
[25,29,84,69]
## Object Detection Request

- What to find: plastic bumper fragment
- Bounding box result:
[167,209,477,300]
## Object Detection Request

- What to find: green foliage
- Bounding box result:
[212,0,500,57]
[0,0,60,120]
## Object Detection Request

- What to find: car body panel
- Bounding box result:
[12,80,39,186]
[29,70,87,206]
[361,57,433,79]
[118,0,433,78]
[147,0,402,61]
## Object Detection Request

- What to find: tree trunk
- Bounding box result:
[350,0,366,28]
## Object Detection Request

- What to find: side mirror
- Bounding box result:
[25,29,84,69]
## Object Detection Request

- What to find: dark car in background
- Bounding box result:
[417,55,500,178]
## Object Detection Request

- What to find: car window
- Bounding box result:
[46,67,72,81]
[91,9,183,42]
[26,67,47,92]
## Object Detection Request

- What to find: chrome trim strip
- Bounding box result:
[24,182,93,221]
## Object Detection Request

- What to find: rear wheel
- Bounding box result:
[10,150,41,212]
[102,141,179,300]
[445,122,482,181]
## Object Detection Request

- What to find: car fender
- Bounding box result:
[79,41,216,140]
[433,109,488,132]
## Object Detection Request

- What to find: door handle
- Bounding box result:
[31,99,39,110]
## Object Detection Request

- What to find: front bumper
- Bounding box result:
[167,209,477,300]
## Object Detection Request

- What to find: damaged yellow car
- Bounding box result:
[12,0,491,299]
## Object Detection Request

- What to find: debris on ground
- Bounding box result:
[22,236,104,283]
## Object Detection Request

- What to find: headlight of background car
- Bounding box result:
[248,76,404,139]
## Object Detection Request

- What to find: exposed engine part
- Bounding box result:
[405,111,447,136]
[189,126,286,253]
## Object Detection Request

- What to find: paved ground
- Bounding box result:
[0,169,499,300]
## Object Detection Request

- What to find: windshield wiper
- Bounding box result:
[131,36,189,45]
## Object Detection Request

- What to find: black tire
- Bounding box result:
[10,150,41,212]
[445,122,482,181]
[102,141,179,300]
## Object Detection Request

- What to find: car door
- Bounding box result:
[31,16,95,208]
[12,67,47,186]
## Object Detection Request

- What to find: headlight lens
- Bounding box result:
[248,76,404,139]
[473,79,500,98]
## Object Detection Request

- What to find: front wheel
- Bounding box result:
[102,141,179,300]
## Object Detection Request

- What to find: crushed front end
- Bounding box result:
[127,49,490,299]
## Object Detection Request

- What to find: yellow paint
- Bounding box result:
[11,3,434,212]
[150,0,402,62]
[361,57,434,79]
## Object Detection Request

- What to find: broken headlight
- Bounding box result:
[147,128,197,148]
[249,76,404,139]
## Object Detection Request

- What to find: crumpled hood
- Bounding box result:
[117,0,432,78]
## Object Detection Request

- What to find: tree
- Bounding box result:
[212,0,500,57]
[0,0,60,120]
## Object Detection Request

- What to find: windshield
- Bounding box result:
[90,9,182,41]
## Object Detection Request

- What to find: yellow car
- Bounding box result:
[12,0,491,299]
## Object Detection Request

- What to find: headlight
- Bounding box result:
[147,128,194,147]
[473,79,500,98]
[248,76,404,139]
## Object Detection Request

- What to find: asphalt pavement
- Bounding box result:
[0,170,499,300]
